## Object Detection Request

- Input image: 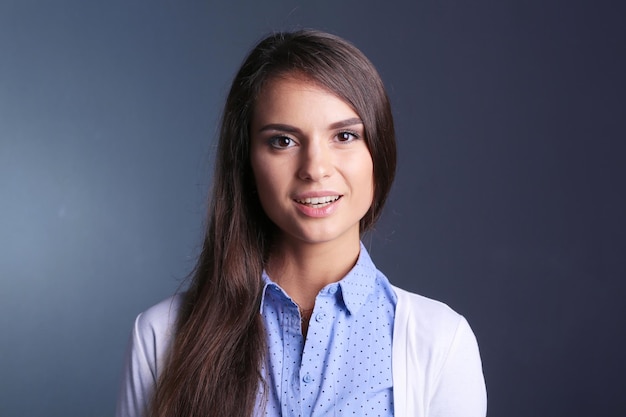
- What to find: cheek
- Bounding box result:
[360,156,375,201]
[347,155,375,212]
[251,160,282,207]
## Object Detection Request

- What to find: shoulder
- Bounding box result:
[391,285,480,369]
[130,294,185,374]
[392,285,464,340]
[116,294,185,417]
[135,294,184,336]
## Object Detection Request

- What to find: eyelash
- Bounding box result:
[268,135,296,149]
[267,130,361,149]
[336,130,360,142]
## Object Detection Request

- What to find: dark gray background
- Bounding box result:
[1,1,624,416]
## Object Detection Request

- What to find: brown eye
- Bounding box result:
[270,136,296,149]
[337,131,358,142]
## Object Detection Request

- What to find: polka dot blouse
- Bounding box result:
[259,244,397,416]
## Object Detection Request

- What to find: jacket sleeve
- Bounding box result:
[115,312,158,417]
[427,316,487,417]
[115,296,180,417]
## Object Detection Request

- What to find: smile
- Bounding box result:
[294,195,341,207]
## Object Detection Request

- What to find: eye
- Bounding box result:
[336,131,360,142]
[269,135,296,149]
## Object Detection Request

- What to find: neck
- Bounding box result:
[267,236,361,310]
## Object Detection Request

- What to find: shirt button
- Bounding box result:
[315,312,325,322]
[302,373,312,383]
[328,285,338,295]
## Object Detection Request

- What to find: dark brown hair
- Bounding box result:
[151,29,396,417]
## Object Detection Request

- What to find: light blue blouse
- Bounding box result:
[259,245,397,416]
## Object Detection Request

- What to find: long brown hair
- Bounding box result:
[151,29,397,417]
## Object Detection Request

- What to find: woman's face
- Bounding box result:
[250,76,374,249]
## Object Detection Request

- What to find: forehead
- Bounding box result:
[252,75,359,125]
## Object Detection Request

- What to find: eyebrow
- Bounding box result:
[257,117,363,134]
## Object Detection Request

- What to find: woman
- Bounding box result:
[116,30,487,417]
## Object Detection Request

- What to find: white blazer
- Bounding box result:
[117,287,487,417]
[391,286,487,417]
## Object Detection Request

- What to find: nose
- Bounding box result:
[297,141,333,181]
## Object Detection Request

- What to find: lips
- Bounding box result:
[294,195,341,207]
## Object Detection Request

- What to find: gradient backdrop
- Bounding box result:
[1,1,624,416]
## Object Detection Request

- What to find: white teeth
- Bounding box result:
[296,195,340,205]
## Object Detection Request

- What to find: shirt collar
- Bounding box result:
[337,242,377,314]
[260,242,378,315]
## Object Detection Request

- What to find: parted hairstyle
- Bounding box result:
[150,29,397,417]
